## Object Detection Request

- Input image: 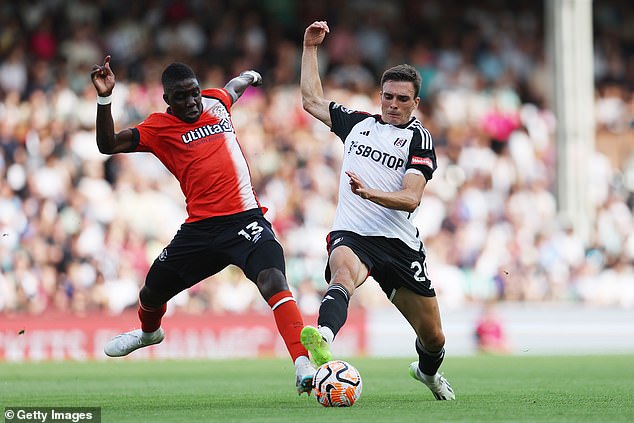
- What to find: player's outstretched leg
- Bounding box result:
[104,328,165,357]
[409,362,455,400]
[294,355,316,395]
[300,326,332,367]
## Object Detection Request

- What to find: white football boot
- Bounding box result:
[409,362,455,400]
[104,328,165,357]
[295,355,316,395]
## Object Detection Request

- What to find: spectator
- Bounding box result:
[0,0,631,317]
[474,302,511,354]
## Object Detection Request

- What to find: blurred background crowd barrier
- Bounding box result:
[0,0,632,330]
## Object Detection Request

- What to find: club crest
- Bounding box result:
[394,138,407,147]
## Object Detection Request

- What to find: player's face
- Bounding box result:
[380,80,420,126]
[165,78,203,123]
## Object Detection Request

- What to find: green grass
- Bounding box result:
[1,355,633,422]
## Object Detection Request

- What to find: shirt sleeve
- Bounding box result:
[133,113,162,153]
[202,88,233,109]
[329,102,373,142]
[407,127,437,181]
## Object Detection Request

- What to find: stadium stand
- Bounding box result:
[0,0,632,318]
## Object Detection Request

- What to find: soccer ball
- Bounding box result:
[312,360,363,407]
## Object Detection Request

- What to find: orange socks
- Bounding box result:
[138,293,308,362]
[138,303,167,333]
[267,290,309,362]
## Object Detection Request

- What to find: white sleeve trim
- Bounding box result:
[270,296,295,310]
[405,168,424,176]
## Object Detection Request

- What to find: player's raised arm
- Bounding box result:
[224,70,262,104]
[90,55,136,154]
[301,21,332,127]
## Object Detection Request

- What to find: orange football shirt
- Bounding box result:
[134,88,262,222]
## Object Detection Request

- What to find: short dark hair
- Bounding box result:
[380,64,422,98]
[161,62,196,91]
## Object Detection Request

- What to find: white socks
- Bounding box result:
[420,370,439,383]
[141,328,162,340]
[295,355,311,369]
[318,325,334,345]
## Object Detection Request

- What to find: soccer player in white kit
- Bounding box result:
[299,21,455,400]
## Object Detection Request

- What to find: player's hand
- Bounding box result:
[304,21,329,47]
[90,55,115,97]
[240,70,262,87]
[346,170,371,200]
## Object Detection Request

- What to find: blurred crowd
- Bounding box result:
[0,0,633,316]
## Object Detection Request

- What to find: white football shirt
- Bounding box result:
[328,102,437,251]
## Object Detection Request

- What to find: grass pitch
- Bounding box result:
[1,355,633,422]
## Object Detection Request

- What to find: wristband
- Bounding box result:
[97,94,112,105]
